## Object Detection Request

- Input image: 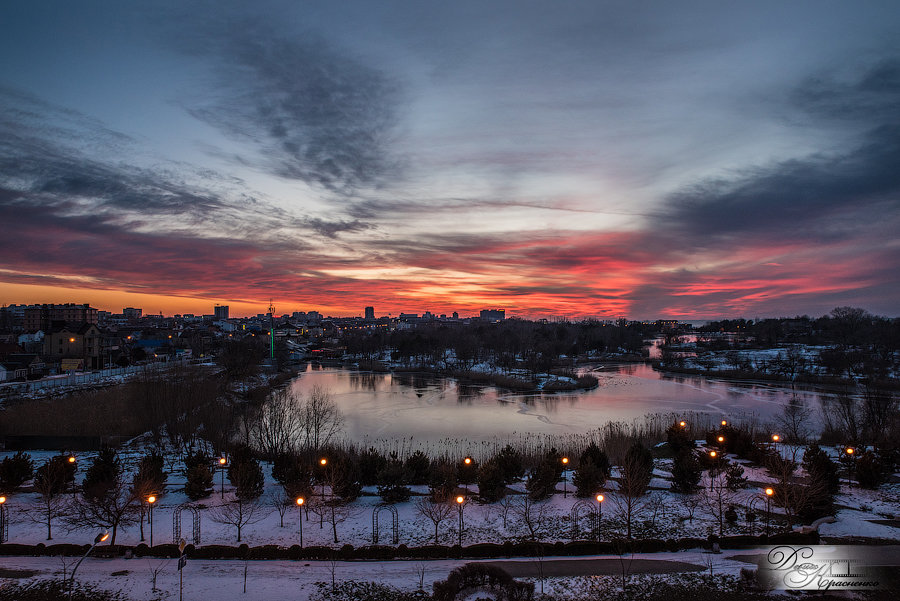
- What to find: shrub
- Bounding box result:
[0,450,33,490]
[573,458,606,497]
[494,444,525,483]
[403,450,431,485]
[0,579,130,601]
[855,451,884,489]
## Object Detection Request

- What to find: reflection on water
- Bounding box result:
[288,362,839,443]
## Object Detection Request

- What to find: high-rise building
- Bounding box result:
[479,309,505,322]
[214,305,230,320]
[364,306,375,320]
[123,307,142,319]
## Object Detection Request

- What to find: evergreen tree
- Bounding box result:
[802,444,840,495]
[665,422,694,455]
[579,442,610,481]
[855,451,884,489]
[404,450,432,485]
[428,460,458,501]
[357,448,387,486]
[82,447,120,501]
[0,451,33,491]
[573,458,605,497]
[229,455,265,501]
[494,445,525,484]
[272,453,313,500]
[670,449,701,493]
[131,451,167,499]
[183,452,213,500]
[377,461,411,503]
[476,459,506,502]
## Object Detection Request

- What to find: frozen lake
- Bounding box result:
[289,363,835,443]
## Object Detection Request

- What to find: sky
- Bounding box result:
[1,1,899,320]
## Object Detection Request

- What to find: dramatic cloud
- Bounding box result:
[173,12,402,195]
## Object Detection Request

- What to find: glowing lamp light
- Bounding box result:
[717,436,725,443]
[709,451,717,458]
[69,338,75,343]
[596,494,604,503]
[68,456,76,463]
[0,496,6,504]
[562,457,569,465]
[464,457,472,465]
[772,434,780,442]
[721,420,727,426]
[765,488,774,496]
[219,457,227,465]
[296,497,304,506]
[679,421,686,428]
[147,495,156,504]
[456,496,464,504]
[96,532,110,543]
[846,447,855,455]
[320,458,327,466]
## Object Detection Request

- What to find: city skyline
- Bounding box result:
[2,1,900,320]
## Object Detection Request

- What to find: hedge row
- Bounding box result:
[0,532,820,559]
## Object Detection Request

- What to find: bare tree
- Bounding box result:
[302,386,344,450]
[27,458,71,540]
[269,488,292,528]
[147,559,169,592]
[210,499,270,542]
[614,444,653,538]
[776,394,812,444]
[66,478,138,545]
[327,499,361,544]
[252,389,303,459]
[414,496,455,544]
[701,471,739,536]
[677,493,702,522]
[511,495,552,541]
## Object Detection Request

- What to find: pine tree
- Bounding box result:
[579,442,611,481]
[573,458,604,497]
[477,459,507,502]
[670,449,701,493]
[183,452,213,500]
[494,445,525,484]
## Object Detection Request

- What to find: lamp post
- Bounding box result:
[771,434,780,455]
[147,496,156,547]
[463,457,473,492]
[721,420,727,427]
[0,496,7,544]
[561,457,569,498]
[456,496,465,546]
[295,497,304,547]
[764,488,774,537]
[218,457,227,498]
[68,455,77,499]
[596,494,604,541]
[679,420,686,428]
[709,450,718,490]
[69,531,109,600]
[844,447,855,487]
[319,458,328,499]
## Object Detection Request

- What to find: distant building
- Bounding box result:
[24,303,98,332]
[214,305,230,320]
[480,309,506,322]
[364,306,375,320]
[44,323,103,369]
[123,307,143,319]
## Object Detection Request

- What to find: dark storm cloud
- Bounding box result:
[173,13,402,195]
[664,58,900,246]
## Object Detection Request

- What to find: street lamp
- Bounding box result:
[0,496,7,544]
[561,457,569,498]
[147,496,156,547]
[319,458,328,499]
[456,496,465,546]
[295,497,305,547]
[721,420,727,427]
[844,447,856,487]
[679,420,686,428]
[68,456,77,498]
[717,435,725,445]
[596,494,604,541]
[69,531,109,600]
[709,450,718,490]
[764,488,774,537]
[218,457,227,498]
[771,434,780,454]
